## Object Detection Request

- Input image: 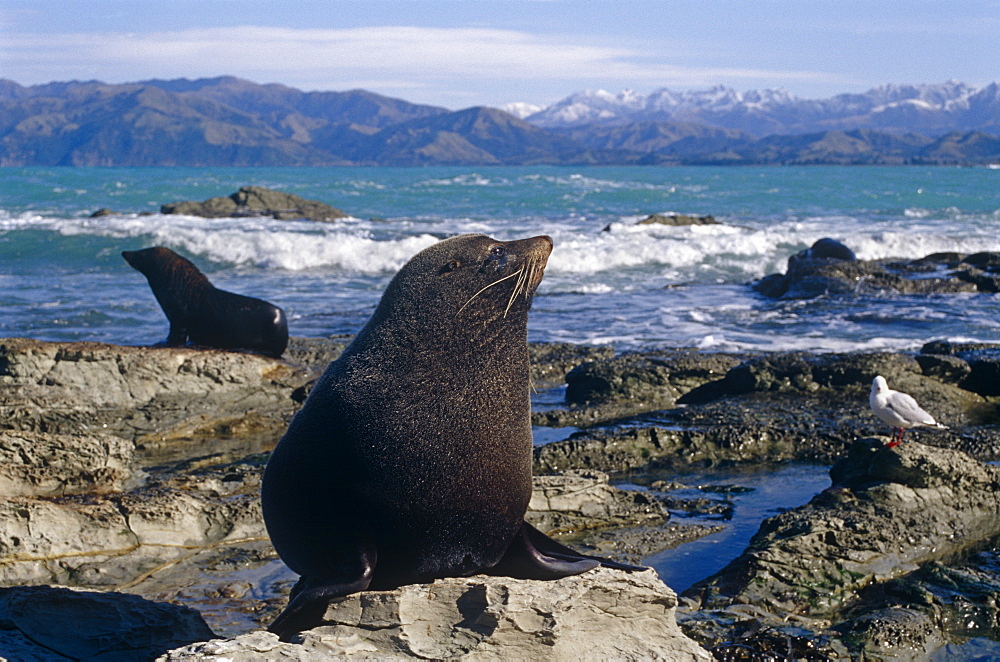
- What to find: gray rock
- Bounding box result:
[162,569,711,661]
[526,469,668,534]
[161,186,347,222]
[0,430,144,496]
[0,585,215,660]
[0,339,312,463]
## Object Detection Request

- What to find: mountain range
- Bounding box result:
[520,81,1000,136]
[1,77,998,166]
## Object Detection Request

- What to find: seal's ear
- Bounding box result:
[440,260,461,274]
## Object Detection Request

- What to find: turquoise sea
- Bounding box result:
[3,165,1000,352]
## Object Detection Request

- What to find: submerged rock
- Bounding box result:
[162,569,711,661]
[161,186,348,222]
[602,212,719,232]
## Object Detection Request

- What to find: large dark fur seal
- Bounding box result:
[261,234,643,639]
[122,246,288,357]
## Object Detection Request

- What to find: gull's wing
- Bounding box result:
[886,390,937,426]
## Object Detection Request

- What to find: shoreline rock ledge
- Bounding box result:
[161,568,711,661]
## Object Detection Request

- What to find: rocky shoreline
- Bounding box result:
[2,335,999,659]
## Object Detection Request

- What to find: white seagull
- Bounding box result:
[869,375,947,447]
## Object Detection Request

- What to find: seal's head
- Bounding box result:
[123,246,212,292]
[366,234,553,339]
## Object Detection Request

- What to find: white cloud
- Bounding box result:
[0,25,843,105]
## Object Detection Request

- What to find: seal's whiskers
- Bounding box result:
[458,269,523,315]
[504,264,531,317]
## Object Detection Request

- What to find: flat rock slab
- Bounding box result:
[526,469,668,534]
[0,339,311,459]
[161,568,711,661]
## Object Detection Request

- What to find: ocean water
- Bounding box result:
[2,165,1000,352]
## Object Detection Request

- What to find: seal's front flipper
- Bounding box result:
[522,522,647,573]
[268,547,376,641]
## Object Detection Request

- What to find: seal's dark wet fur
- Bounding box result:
[261,234,643,639]
[122,246,288,357]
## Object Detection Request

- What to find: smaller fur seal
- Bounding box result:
[122,246,288,357]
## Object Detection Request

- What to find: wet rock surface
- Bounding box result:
[161,186,348,222]
[679,438,1000,659]
[3,334,1000,658]
[534,342,1000,474]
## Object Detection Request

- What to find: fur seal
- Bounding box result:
[261,234,643,639]
[122,246,288,357]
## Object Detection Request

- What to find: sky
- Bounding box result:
[2,0,998,110]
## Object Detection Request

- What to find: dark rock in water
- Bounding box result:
[89,207,116,217]
[0,586,214,660]
[602,212,719,231]
[161,185,348,222]
[752,246,993,299]
[528,341,616,386]
[803,237,856,261]
[919,339,1000,397]
[533,350,744,427]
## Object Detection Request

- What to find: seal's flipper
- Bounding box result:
[521,521,647,573]
[268,546,376,641]
[488,522,599,580]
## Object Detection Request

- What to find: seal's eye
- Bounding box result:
[490,245,506,257]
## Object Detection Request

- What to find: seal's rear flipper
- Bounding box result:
[489,521,646,580]
[521,521,647,572]
[268,549,376,641]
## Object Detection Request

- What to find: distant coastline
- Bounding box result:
[1,77,998,167]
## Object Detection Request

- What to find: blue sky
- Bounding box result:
[2,0,998,109]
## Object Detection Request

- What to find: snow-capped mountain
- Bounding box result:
[522,81,1000,136]
[498,102,544,119]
